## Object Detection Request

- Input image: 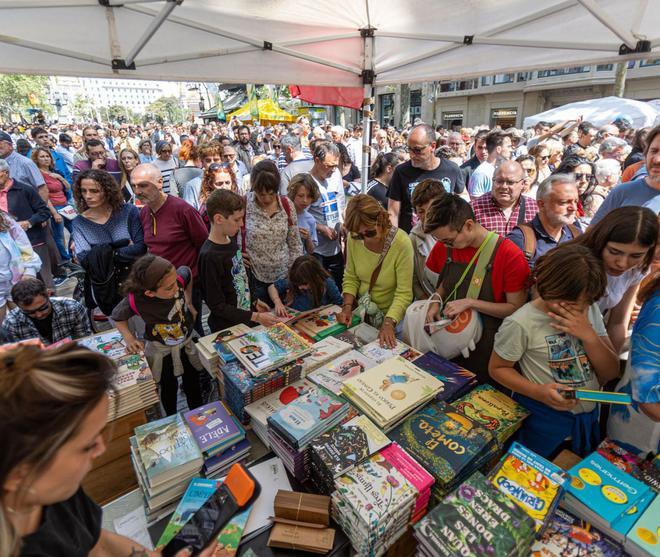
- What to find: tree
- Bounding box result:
[70,95,96,122]
[146,95,186,124]
[0,74,50,121]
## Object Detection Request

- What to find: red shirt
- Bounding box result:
[140,195,208,279]
[471,193,538,237]
[425,237,530,302]
[42,172,68,206]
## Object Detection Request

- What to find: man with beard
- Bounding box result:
[387,123,464,233]
[591,124,660,223]
[233,125,262,171]
[507,174,581,268]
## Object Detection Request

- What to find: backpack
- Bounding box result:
[518,222,581,261]
[82,244,129,316]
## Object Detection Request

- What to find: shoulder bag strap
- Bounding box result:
[466,232,500,300]
[518,223,536,262]
[444,231,496,303]
[368,226,398,294]
[128,292,141,317]
[280,195,295,227]
[567,223,582,238]
[516,196,526,225]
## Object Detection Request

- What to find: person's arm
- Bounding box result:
[117,205,147,260]
[285,211,304,262]
[9,218,41,277]
[90,527,217,557]
[267,282,288,317]
[71,218,92,264]
[181,269,198,323]
[115,319,144,354]
[27,186,51,227]
[324,276,344,306]
[387,198,400,227]
[71,301,93,339]
[201,255,254,326]
[384,237,414,324]
[337,239,359,326]
[606,283,640,354]
[444,289,528,320]
[184,205,210,250]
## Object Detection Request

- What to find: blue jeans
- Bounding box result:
[52,205,73,262]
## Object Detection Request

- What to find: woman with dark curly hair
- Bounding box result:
[71,169,146,265]
[195,163,238,227]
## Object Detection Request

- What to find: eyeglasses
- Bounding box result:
[431,223,464,246]
[523,168,536,175]
[21,300,51,316]
[208,162,230,171]
[493,178,523,186]
[322,163,339,171]
[159,149,172,154]
[539,155,550,161]
[351,229,378,240]
[407,144,430,154]
[574,172,592,181]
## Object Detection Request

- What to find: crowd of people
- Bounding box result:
[0,112,658,463]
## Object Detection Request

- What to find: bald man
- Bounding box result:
[132,163,208,334]
[471,160,538,236]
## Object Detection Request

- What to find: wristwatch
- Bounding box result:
[384,317,397,328]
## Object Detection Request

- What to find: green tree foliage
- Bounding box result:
[0,74,50,120]
[145,95,186,124]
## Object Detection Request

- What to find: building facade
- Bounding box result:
[374,59,660,129]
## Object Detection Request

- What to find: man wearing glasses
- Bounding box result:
[0,277,91,344]
[72,139,122,184]
[387,123,464,233]
[467,130,512,198]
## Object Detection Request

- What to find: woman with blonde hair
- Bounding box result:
[337,194,414,348]
[117,147,140,203]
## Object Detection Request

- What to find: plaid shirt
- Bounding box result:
[472,193,539,236]
[0,297,92,344]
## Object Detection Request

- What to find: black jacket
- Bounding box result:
[6,179,51,245]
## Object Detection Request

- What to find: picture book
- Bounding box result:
[113,353,153,388]
[389,401,496,486]
[267,388,348,449]
[414,471,536,557]
[226,323,311,376]
[358,339,421,364]
[293,305,359,340]
[133,413,202,484]
[156,477,252,557]
[311,415,391,478]
[598,439,660,493]
[308,350,377,394]
[302,336,353,372]
[566,452,652,526]
[530,508,625,557]
[78,329,128,359]
[490,442,568,531]
[245,379,316,428]
[410,351,477,401]
[183,401,243,455]
[341,357,444,426]
[626,494,660,557]
[333,330,367,350]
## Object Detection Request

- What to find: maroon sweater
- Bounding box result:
[140,195,208,279]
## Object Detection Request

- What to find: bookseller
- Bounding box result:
[0,342,215,557]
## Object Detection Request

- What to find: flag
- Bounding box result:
[247,84,259,120]
[215,93,225,121]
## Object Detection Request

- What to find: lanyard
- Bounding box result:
[445,231,496,303]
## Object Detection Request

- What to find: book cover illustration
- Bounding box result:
[308,350,377,394]
[566,452,651,525]
[293,305,358,339]
[134,414,202,478]
[415,471,536,557]
[333,330,367,350]
[156,477,251,557]
[598,439,660,493]
[491,442,568,531]
[412,351,476,386]
[303,336,353,369]
[454,384,529,442]
[245,379,316,425]
[311,415,391,478]
[113,353,153,387]
[78,329,127,359]
[626,494,660,557]
[267,389,347,447]
[358,339,421,364]
[531,508,625,557]
[183,401,241,453]
[389,401,495,484]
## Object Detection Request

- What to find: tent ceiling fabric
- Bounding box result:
[0,0,658,86]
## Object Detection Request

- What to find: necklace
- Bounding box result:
[6,503,38,515]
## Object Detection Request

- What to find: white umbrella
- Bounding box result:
[523,96,660,130]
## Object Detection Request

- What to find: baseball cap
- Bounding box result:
[0,131,12,144]
[264,127,273,135]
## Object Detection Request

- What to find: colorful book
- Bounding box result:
[156,477,251,556]
[333,330,367,350]
[310,414,391,478]
[307,350,377,394]
[411,351,477,401]
[245,379,316,429]
[414,471,536,557]
[133,413,202,485]
[625,494,660,557]
[358,339,421,364]
[490,442,568,531]
[454,385,530,445]
[77,329,128,359]
[293,305,359,340]
[598,439,660,494]
[183,401,244,457]
[226,323,311,376]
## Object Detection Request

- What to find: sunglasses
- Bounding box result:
[351,229,378,240]
[407,144,430,154]
[208,162,230,171]
[539,155,550,161]
[574,172,593,180]
[21,300,50,316]
[523,168,536,175]
[159,149,172,154]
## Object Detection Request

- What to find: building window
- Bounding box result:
[379,93,394,126]
[481,76,492,87]
[537,66,591,77]
[517,72,534,81]
[409,89,422,120]
[493,73,515,84]
[597,64,614,71]
[640,59,660,67]
[439,79,478,92]
[490,107,518,128]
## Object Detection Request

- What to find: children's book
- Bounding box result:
[183,401,244,456]
[625,494,660,557]
[358,339,421,364]
[78,329,128,359]
[598,439,660,493]
[410,351,477,401]
[307,350,377,394]
[245,379,317,429]
[156,477,251,557]
[293,305,359,340]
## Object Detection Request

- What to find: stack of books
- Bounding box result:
[562,451,656,544]
[292,304,359,341]
[454,385,530,445]
[196,324,251,375]
[156,477,252,556]
[341,356,445,431]
[307,349,377,394]
[531,508,625,556]
[414,471,537,557]
[267,388,350,480]
[225,323,312,377]
[410,351,477,402]
[357,339,421,364]
[390,401,498,504]
[380,442,434,523]
[625,495,660,557]
[129,413,203,520]
[245,379,317,447]
[598,439,660,493]
[183,401,249,478]
[308,414,391,494]
[78,330,159,420]
[333,451,418,557]
[489,442,568,533]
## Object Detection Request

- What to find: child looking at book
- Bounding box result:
[489,244,619,459]
[268,255,343,315]
[112,254,204,415]
[197,189,280,332]
[288,173,319,255]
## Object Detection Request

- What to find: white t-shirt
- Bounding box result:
[598,268,647,313]
[494,301,608,414]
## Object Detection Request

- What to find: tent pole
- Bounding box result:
[360,27,375,193]
[124,0,180,68]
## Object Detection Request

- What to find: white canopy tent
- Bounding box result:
[1,0,659,181]
[523,96,660,129]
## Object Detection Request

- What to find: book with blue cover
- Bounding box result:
[565,452,652,527]
[183,401,244,457]
[411,351,477,402]
[625,494,660,557]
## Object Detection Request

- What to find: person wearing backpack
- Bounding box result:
[243,159,303,303]
[507,174,581,269]
[423,194,530,384]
